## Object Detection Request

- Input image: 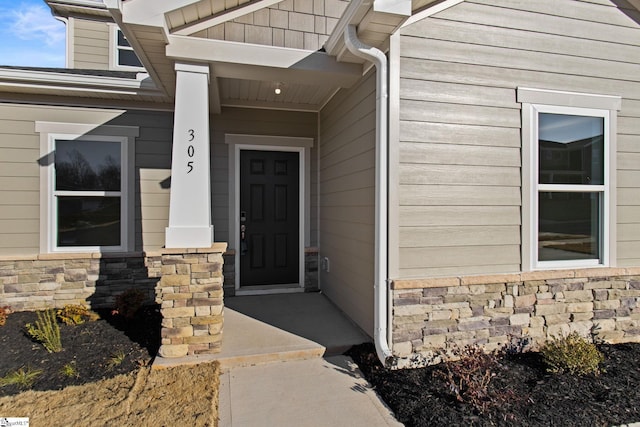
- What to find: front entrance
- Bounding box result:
[239,149,300,287]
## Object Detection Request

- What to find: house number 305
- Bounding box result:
[187,129,195,174]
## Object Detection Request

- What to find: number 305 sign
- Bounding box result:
[187,128,195,174]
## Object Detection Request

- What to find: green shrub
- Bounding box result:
[57,304,99,325]
[26,309,62,353]
[540,332,604,376]
[114,289,146,319]
[0,366,42,389]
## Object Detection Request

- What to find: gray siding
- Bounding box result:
[72,18,110,70]
[396,0,640,278]
[0,104,173,255]
[319,70,376,335]
[0,103,318,256]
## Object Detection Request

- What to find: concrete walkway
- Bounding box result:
[218,356,402,427]
[214,293,402,427]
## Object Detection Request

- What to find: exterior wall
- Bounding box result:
[394,0,640,279]
[70,17,110,70]
[0,103,173,256]
[0,103,318,256]
[195,0,349,50]
[391,268,640,368]
[210,107,318,246]
[0,252,157,311]
[319,70,376,335]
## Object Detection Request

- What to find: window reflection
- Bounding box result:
[539,114,604,185]
[55,140,121,191]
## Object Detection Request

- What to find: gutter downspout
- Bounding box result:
[343,25,393,366]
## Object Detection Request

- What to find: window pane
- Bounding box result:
[539,113,604,185]
[117,30,131,47]
[55,140,121,191]
[118,49,143,67]
[57,196,121,247]
[538,192,600,261]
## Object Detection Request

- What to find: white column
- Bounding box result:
[165,62,213,248]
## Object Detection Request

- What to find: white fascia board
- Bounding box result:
[117,0,202,27]
[47,0,107,9]
[373,0,412,16]
[401,0,463,27]
[166,36,362,86]
[172,0,282,35]
[0,68,161,96]
[324,0,368,56]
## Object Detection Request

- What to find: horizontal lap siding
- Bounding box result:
[397,0,640,278]
[319,71,376,335]
[72,19,109,70]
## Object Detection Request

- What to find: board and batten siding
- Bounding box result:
[71,17,110,70]
[319,70,376,336]
[394,0,640,278]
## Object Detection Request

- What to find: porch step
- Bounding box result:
[153,308,325,370]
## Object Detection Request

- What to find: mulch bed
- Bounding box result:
[348,342,640,427]
[0,306,160,397]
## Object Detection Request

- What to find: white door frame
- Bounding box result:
[226,134,313,295]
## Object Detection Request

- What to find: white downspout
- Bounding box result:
[344,25,393,366]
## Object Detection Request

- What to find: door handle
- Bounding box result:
[240,224,248,255]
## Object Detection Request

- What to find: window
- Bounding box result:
[518,88,621,270]
[109,26,143,70]
[36,122,138,253]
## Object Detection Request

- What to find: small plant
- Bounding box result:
[25,309,62,353]
[437,345,500,412]
[0,306,11,326]
[60,362,79,378]
[113,289,146,319]
[0,367,42,389]
[108,350,126,368]
[57,304,99,325]
[540,332,604,376]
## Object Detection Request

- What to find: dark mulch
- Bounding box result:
[348,342,640,427]
[0,306,161,397]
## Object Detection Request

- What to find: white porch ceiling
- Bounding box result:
[108,0,437,113]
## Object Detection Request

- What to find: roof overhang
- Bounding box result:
[46,0,112,19]
[0,67,172,109]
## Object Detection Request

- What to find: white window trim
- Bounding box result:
[518,88,621,271]
[36,122,138,253]
[108,25,144,72]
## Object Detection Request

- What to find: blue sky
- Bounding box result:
[0,0,66,67]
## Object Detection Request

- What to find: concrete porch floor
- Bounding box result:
[153,291,371,370]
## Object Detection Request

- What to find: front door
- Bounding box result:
[239,150,300,286]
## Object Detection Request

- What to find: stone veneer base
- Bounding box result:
[0,243,228,359]
[391,268,640,369]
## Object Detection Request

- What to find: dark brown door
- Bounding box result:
[239,150,299,286]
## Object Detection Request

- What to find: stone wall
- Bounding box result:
[392,268,640,368]
[153,245,226,358]
[0,253,157,310]
[0,243,227,359]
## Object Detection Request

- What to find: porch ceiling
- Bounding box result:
[106,0,437,113]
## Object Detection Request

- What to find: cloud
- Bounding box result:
[6,3,66,47]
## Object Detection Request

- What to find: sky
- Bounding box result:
[0,0,67,67]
